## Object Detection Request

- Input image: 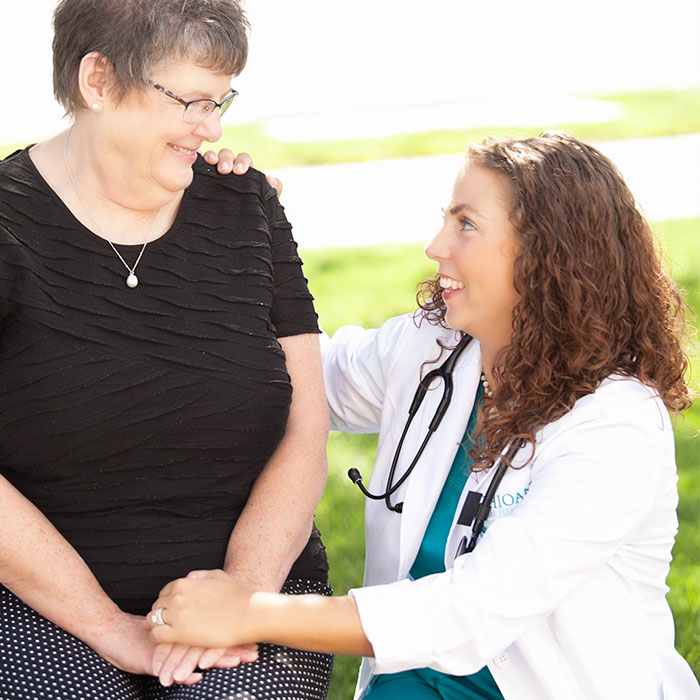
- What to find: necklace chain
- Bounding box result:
[62,128,161,288]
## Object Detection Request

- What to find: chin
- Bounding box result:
[162,165,195,193]
[445,308,465,330]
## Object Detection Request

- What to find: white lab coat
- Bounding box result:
[322,313,700,700]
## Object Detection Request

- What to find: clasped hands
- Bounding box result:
[133,569,257,686]
[114,569,257,687]
[147,569,254,650]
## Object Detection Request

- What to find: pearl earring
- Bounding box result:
[91,102,100,111]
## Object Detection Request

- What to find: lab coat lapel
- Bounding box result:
[444,437,533,566]
[396,341,483,579]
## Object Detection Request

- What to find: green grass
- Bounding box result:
[209,88,700,170]
[2,88,699,166]
[308,218,700,699]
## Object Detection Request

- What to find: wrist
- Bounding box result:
[247,591,283,644]
[83,607,133,653]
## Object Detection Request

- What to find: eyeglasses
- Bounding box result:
[149,81,238,123]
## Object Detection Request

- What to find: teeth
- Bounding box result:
[171,144,195,155]
[439,276,464,290]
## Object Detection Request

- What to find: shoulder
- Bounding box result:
[191,156,276,201]
[0,148,42,248]
[325,313,460,379]
[331,312,457,354]
[0,147,33,189]
[534,375,674,469]
[555,376,669,433]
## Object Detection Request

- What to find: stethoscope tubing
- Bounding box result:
[348,335,472,512]
[348,333,526,554]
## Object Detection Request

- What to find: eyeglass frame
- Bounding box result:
[149,81,239,123]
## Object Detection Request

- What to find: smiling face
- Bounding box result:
[101,60,234,197]
[424,161,520,358]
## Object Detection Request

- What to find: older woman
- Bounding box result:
[0,1,332,698]
[150,133,699,700]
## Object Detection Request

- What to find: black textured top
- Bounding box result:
[0,149,326,615]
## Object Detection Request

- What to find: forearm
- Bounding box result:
[223,434,327,591]
[149,571,373,657]
[224,333,329,592]
[251,591,373,656]
[0,475,123,648]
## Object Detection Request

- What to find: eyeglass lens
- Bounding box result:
[183,93,237,123]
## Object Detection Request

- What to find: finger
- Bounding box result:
[239,643,260,663]
[198,647,228,669]
[147,604,168,629]
[232,151,253,175]
[172,646,207,684]
[202,150,218,163]
[265,174,283,198]
[150,623,178,645]
[158,644,191,687]
[186,569,210,579]
[211,643,259,668]
[186,568,225,580]
[152,643,173,676]
[182,671,204,685]
[216,148,235,174]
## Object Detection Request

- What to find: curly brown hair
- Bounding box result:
[418,132,692,470]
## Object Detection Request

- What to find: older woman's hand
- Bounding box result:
[152,641,258,687]
[201,149,283,197]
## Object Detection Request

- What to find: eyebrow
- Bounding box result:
[447,203,486,219]
[181,87,234,101]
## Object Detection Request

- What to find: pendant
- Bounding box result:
[126,273,139,288]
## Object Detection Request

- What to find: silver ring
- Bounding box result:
[151,607,165,626]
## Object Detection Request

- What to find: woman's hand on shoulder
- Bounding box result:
[201,149,283,197]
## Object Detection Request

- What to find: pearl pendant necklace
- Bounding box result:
[63,128,159,289]
[107,239,148,288]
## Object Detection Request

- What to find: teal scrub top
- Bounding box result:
[366,384,505,700]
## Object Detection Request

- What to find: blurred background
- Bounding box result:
[2,1,699,696]
[2,0,699,247]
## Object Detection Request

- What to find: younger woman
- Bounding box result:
[148,133,699,700]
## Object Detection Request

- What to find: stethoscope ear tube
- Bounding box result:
[347,334,473,513]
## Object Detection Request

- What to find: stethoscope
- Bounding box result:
[348,334,525,554]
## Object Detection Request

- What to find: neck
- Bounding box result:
[62,125,182,244]
[478,343,505,388]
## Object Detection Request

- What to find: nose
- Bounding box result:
[194,109,223,143]
[425,222,451,262]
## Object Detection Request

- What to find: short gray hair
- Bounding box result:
[53,0,249,114]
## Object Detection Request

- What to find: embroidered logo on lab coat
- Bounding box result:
[485,487,530,524]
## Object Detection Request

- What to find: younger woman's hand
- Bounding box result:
[201,149,249,175]
[201,149,283,197]
[148,569,257,649]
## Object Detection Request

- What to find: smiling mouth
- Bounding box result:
[169,143,197,157]
[439,275,464,291]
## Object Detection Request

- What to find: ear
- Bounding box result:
[77,51,111,111]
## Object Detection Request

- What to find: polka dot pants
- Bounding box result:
[0,580,333,700]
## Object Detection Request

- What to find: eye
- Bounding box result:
[459,217,476,231]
